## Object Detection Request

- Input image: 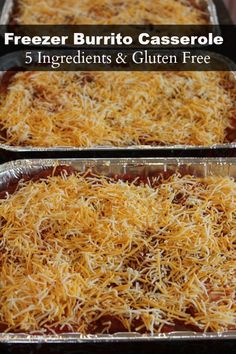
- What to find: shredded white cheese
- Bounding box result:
[0,71,235,147]
[15,0,209,24]
[0,172,235,333]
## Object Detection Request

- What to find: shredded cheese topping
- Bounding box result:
[0,71,235,147]
[0,171,235,334]
[14,0,209,24]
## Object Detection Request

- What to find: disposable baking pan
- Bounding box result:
[0,156,236,343]
[0,0,219,25]
[0,51,235,155]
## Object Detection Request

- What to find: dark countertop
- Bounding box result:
[0,338,236,354]
[214,0,233,23]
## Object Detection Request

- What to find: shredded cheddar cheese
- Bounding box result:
[14,0,209,24]
[0,71,235,147]
[0,171,235,334]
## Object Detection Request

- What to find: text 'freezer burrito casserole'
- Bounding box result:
[0,165,235,334]
[0,71,235,148]
[10,0,211,24]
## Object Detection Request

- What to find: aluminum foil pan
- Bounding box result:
[0,51,235,154]
[0,157,236,343]
[0,0,219,25]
